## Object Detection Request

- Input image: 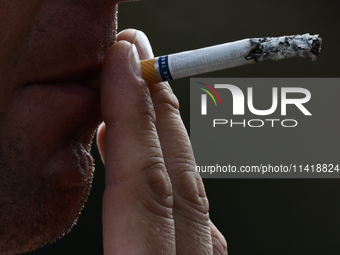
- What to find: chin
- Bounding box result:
[0,64,102,254]
[0,135,97,255]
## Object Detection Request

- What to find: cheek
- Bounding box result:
[10,1,118,83]
[0,1,41,69]
[0,1,118,88]
[2,89,71,164]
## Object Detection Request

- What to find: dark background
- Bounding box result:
[30,0,340,254]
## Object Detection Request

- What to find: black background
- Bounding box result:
[30,0,340,254]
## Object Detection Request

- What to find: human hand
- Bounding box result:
[96,29,227,255]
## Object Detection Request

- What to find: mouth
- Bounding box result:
[25,60,103,108]
[21,64,103,187]
[84,76,101,90]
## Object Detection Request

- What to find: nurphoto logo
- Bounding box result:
[198,82,312,128]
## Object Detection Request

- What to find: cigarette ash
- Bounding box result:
[245,33,322,62]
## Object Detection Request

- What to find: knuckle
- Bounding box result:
[150,82,180,112]
[146,165,173,206]
[212,235,228,255]
[210,222,228,255]
[137,161,174,219]
[175,193,210,223]
[171,168,211,225]
[176,170,209,212]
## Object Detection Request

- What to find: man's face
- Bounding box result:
[0,1,121,253]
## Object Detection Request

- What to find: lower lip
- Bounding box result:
[26,81,101,186]
[27,80,101,117]
[48,142,95,187]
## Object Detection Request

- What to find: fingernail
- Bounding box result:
[128,44,142,78]
[136,30,154,60]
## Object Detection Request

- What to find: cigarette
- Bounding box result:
[86,33,321,88]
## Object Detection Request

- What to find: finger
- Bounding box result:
[100,40,175,254]
[210,221,228,255]
[132,31,215,254]
[117,29,154,60]
[151,74,213,255]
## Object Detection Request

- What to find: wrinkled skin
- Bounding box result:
[0,1,227,254]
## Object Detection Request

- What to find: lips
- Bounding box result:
[21,76,102,187]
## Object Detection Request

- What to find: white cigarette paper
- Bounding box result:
[86,33,322,88]
[140,33,321,84]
